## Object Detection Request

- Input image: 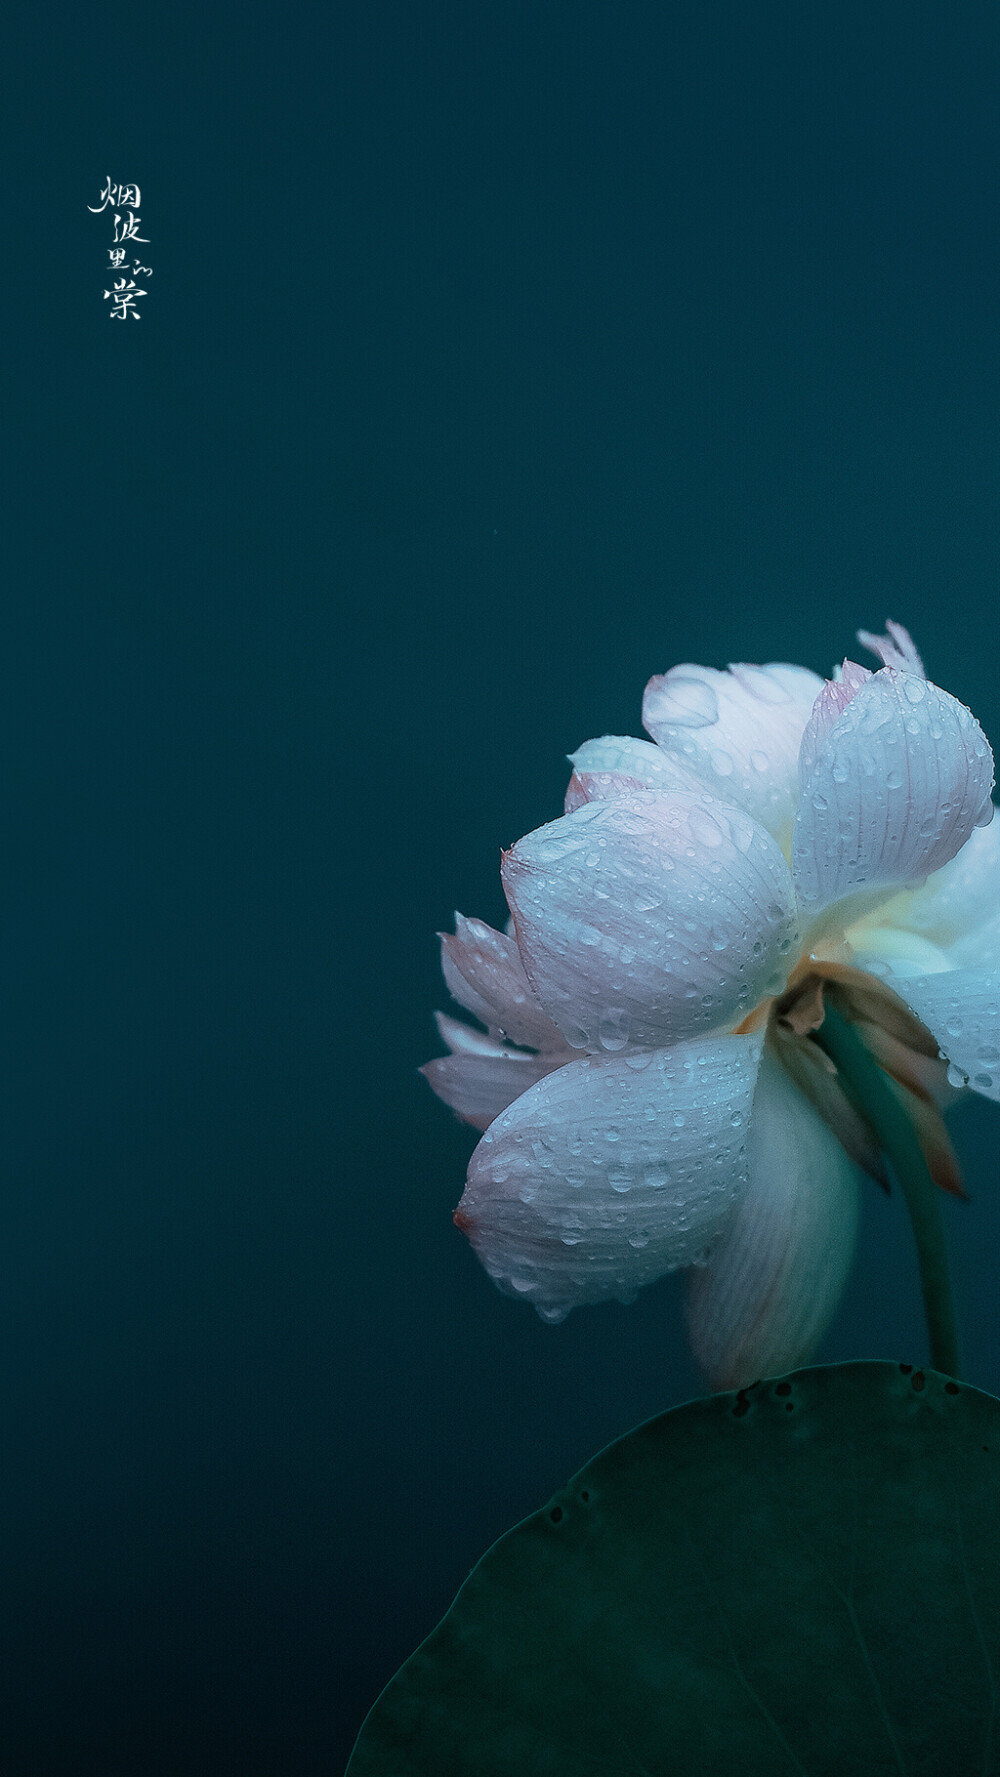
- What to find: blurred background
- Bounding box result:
[3,2,1000,1769]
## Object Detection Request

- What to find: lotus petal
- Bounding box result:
[501,791,798,1053]
[455,1034,764,1322]
[792,670,994,923]
[686,1049,862,1389]
[642,661,824,846]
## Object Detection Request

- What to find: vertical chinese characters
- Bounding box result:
[88,178,152,319]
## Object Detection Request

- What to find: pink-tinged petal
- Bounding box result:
[455,1034,763,1322]
[564,770,648,814]
[434,1010,509,1057]
[439,913,567,1051]
[421,1040,566,1132]
[567,735,706,805]
[501,791,798,1053]
[641,661,824,845]
[867,811,1000,955]
[792,669,995,922]
[796,660,872,785]
[685,1049,861,1390]
[872,968,1000,1103]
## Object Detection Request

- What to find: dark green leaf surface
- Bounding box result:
[347,1362,1000,1775]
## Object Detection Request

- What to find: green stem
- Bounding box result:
[812,997,961,1381]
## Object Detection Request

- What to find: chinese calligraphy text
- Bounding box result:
[89,177,152,319]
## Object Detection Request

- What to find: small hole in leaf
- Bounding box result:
[899,1363,913,1374]
[785,1402,794,1412]
[549,1507,563,1524]
[775,1382,792,1397]
[732,1391,750,1418]
[579,1490,590,1503]
[945,1382,960,1395]
[911,1371,926,1392]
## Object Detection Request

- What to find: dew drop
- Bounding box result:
[598,1007,630,1052]
[623,1049,654,1071]
[689,807,725,848]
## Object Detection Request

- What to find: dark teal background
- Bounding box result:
[4,3,1000,1770]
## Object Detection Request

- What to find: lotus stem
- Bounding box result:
[813,996,961,1381]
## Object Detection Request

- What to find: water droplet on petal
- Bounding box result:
[688,807,724,848]
[598,1007,630,1052]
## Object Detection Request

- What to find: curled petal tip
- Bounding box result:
[857,621,926,678]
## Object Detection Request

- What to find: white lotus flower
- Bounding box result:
[422,624,997,1388]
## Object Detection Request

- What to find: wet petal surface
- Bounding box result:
[792,669,994,922]
[867,967,1000,1104]
[421,1030,566,1131]
[440,913,568,1051]
[455,1034,763,1322]
[642,661,823,845]
[566,735,705,808]
[502,791,798,1052]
